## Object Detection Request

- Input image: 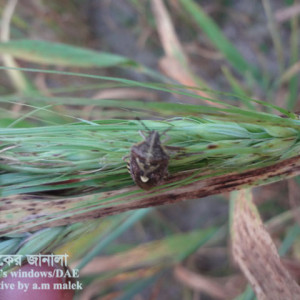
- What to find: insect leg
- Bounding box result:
[122,155,130,162]
[139,130,147,140]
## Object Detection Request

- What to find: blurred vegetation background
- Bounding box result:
[0,0,300,299]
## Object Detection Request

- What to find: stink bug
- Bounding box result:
[127,122,170,190]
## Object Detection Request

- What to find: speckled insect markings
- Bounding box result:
[129,130,169,190]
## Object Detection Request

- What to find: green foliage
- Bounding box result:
[0,1,299,298]
[0,40,135,68]
[179,0,259,80]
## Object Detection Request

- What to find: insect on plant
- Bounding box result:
[126,120,170,190]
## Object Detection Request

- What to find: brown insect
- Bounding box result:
[127,123,170,190]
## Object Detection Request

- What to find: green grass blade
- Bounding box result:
[17,227,64,255]
[1,64,293,119]
[76,208,151,270]
[116,274,162,300]
[234,286,256,300]
[179,0,259,79]
[0,39,136,68]
[221,66,254,110]
[287,17,299,110]
[278,224,300,256]
[262,0,284,73]
[0,239,22,254]
[0,40,167,82]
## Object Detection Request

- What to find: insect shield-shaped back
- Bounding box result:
[129,130,169,190]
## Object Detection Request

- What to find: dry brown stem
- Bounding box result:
[232,190,300,299]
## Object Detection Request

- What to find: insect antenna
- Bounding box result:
[135,117,152,132]
[160,124,173,137]
[136,117,173,138]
